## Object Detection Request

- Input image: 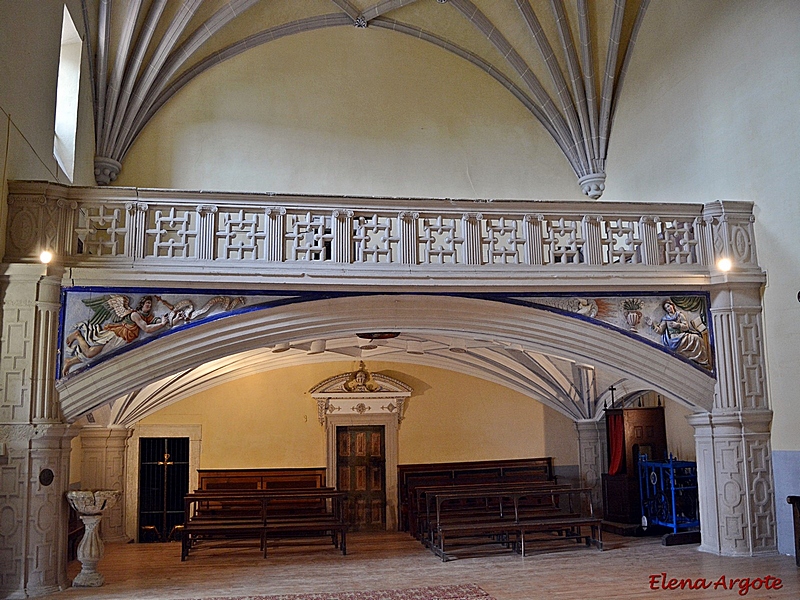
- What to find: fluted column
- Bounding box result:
[265,207,287,262]
[398,211,419,265]
[331,209,354,263]
[523,214,544,265]
[32,273,62,422]
[462,212,483,265]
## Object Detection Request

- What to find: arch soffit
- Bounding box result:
[57,295,715,422]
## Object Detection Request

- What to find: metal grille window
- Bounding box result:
[138,437,189,542]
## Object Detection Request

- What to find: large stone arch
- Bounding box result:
[57,294,716,422]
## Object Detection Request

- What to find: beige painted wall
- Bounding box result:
[139,361,578,470]
[116,26,579,200]
[604,0,800,451]
[664,399,696,462]
[0,1,96,252]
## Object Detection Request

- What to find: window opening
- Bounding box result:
[53,5,82,181]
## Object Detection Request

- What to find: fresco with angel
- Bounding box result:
[60,291,248,377]
[517,293,714,372]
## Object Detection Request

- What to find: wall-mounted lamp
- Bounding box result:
[271,342,291,353]
[40,250,53,264]
[717,257,732,272]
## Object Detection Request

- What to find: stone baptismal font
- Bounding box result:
[65,490,121,587]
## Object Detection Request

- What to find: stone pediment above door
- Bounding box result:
[309,362,412,426]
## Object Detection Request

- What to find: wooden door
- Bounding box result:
[336,425,386,530]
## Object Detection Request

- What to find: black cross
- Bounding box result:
[156,453,173,541]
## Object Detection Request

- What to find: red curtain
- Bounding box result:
[607,413,624,476]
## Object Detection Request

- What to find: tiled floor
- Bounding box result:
[47,531,800,600]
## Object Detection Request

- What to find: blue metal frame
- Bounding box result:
[639,455,700,533]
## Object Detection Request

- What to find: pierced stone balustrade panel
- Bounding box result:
[602,218,643,265]
[216,208,268,261]
[482,216,526,265]
[353,213,400,263]
[542,216,586,265]
[74,205,128,257]
[659,218,702,265]
[419,214,465,265]
[145,206,200,259]
[285,211,334,261]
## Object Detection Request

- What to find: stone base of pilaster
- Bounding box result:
[689,410,777,556]
[0,423,74,597]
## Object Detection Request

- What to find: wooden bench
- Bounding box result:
[429,487,602,561]
[181,488,347,560]
[415,481,572,546]
[398,457,555,536]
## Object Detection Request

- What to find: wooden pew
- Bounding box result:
[415,481,572,547]
[398,457,556,536]
[182,490,267,560]
[181,488,347,560]
[428,487,602,561]
[263,489,348,556]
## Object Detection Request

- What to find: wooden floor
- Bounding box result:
[50,531,799,599]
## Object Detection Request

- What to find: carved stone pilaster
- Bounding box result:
[124,201,148,259]
[79,428,130,542]
[0,423,74,598]
[581,215,603,265]
[32,274,62,422]
[265,207,287,262]
[710,285,768,411]
[703,200,759,270]
[575,420,606,512]
[196,205,218,261]
[638,215,661,266]
[461,212,483,265]
[0,265,64,425]
[689,411,776,556]
[331,209,354,263]
[398,211,419,265]
[523,214,544,265]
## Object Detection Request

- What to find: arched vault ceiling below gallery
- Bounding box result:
[92,0,648,197]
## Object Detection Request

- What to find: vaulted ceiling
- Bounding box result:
[91,0,649,196]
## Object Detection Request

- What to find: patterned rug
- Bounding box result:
[194,583,495,600]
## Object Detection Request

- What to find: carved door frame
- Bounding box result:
[326,412,398,531]
[124,424,202,541]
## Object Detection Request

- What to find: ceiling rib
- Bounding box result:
[90,0,650,192]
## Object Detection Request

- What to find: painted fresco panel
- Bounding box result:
[59,290,713,379]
